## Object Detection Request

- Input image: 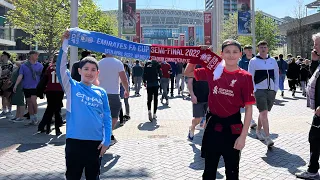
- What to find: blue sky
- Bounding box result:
[96,0,319,18]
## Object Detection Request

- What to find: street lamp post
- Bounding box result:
[252,0,256,53]
[70,0,78,70]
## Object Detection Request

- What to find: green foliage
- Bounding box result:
[221,11,280,52]
[6,0,117,58]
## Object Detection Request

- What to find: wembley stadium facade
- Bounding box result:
[106,9,206,46]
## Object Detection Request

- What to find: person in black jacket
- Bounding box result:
[300,60,311,97]
[71,50,91,82]
[143,60,162,122]
[286,58,300,97]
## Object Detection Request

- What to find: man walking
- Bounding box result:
[277,54,288,97]
[248,41,279,147]
[143,60,162,121]
[175,62,185,95]
[132,60,143,96]
[98,54,129,145]
[160,61,171,105]
[296,32,320,180]
[14,51,43,125]
[238,45,257,128]
[187,64,208,141]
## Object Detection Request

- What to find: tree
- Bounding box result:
[6,0,117,58]
[220,11,280,52]
[288,0,311,57]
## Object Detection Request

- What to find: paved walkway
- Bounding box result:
[0,83,317,180]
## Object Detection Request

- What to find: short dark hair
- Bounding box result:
[287,54,292,57]
[81,50,91,59]
[274,56,278,60]
[243,45,252,50]
[102,54,107,58]
[257,41,268,47]
[221,39,241,52]
[79,57,99,70]
[279,54,284,58]
[29,50,39,55]
[2,51,11,59]
[53,54,59,63]
[136,60,140,64]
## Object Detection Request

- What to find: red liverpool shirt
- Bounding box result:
[45,64,63,92]
[161,63,172,78]
[194,67,255,118]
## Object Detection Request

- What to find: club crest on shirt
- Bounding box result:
[230,79,237,87]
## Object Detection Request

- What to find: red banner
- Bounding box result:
[204,12,212,45]
[150,45,222,72]
[174,39,179,46]
[179,34,185,46]
[188,26,195,46]
[133,12,140,43]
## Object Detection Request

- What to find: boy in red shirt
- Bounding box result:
[37,55,64,135]
[185,40,255,180]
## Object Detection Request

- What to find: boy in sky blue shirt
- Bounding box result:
[58,31,112,180]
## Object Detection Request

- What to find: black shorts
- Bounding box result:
[23,89,37,98]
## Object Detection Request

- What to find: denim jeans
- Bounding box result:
[279,74,286,91]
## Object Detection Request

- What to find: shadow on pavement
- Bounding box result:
[262,146,306,175]
[274,99,289,106]
[16,134,66,153]
[189,131,224,179]
[247,129,279,141]
[101,153,121,173]
[157,104,171,110]
[137,121,160,131]
[100,154,151,179]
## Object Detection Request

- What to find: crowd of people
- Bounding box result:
[0,30,320,180]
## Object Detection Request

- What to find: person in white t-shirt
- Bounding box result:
[98,54,129,145]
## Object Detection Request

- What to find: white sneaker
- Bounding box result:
[296,171,320,180]
[6,112,13,118]
[250,119,257,128]
[256,131,264,141]
[153,114,157,119]
[265,137,274,147]
[195,124,204,130]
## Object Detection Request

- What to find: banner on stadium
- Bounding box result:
[204,12,212,45]
[237,0,252,35]
[67,28,222,72]
[188,26,195,46]
[133,12,140,43]
[122,0,136,35]
[179,34,185,46]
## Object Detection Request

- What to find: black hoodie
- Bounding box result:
[143,60,162,87]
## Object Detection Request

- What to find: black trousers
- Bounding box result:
[147,86,159,114]
[288,79,297,91]
[308,115,320,173]
[38,91,64,132]
[202,112,242,180]
[65,138,101,180]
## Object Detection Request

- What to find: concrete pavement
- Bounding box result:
[0,83,317,180]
